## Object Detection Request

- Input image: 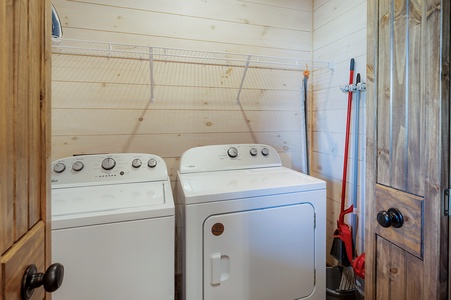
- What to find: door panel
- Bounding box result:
[375,237,423,300]
[14,0,32,238]
[3,223,45,300]
[376,0,424,195]
[375,184,423,257]
[0,0,15,257]
[374,0,390,188]
[366,0,448,298]
[0,0,51,299]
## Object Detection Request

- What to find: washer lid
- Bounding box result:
[52,181,174,229]
[178,167,325,204]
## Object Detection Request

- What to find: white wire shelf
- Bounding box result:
[52,39,334,103]
[52,39,334,71]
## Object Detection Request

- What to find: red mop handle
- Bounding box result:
[340,59,355,214]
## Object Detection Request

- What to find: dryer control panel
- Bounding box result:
[51,153,168,187]
[179,144,282,173]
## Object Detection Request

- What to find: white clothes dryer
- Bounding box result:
[177,144,326,300]
[51,153,174,300]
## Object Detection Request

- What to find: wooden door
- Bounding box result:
[366,0,449,299]
[0,0,52,299]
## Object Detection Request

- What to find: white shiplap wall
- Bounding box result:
[51,0,315,170]
[312,0,367,265]
[51,1,315,297]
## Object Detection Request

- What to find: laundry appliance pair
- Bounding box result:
[50,144,325,300]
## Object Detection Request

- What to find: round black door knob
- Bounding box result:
[377,210,391,227]
[21,263,64,300]
[377,208,404,228]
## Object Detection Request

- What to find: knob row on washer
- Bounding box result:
[53,158,158,173]
[227,147,270,158]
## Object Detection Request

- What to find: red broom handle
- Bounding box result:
[340,59,355,220]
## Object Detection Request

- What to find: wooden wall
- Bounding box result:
[312,0,367,265]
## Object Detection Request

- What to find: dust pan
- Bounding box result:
[330,206,354,266]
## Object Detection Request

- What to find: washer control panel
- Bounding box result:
[179,144,282,173]
[51,153,168,187]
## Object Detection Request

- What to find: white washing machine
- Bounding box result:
[177,144,326,300]
[51,153,174,300]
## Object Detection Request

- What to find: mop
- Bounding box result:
[350,73,361,255]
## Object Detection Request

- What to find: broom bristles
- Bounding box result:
[339,266,355,291]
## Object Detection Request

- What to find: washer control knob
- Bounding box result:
[53,163,66,173]
[227,147,238,158]
[132,159,142,168]
[250,148,258,156]
[261,147,270,156]
[148,158,157,168]
[72,161,84,172]
[101,158,116,170]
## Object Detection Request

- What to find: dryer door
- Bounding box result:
[203,203,315,300]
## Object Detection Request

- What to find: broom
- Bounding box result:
[330,58,355,290]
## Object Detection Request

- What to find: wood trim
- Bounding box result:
[0,256,2,300]
[365,0,379,298]
[442,0,451,297]
[422,1,447,298]
[28,0,41,228]
[440,0,450,293]
[42,0,52,287]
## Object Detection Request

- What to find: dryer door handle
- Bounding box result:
[210,252,230,286]
[210,253,222,285]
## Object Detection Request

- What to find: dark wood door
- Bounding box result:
[366,0,449,299]
[0,0,52,299]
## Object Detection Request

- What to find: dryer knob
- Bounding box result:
[132,159,142,168]
[53,163,66,173]
[250,148,258,156]
[227,147,238,158]
[101,158,116,170]
[148,158,157,168]
[261,148,270,156]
